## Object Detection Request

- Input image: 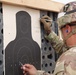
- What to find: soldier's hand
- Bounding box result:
[40,15,52,35]
[21,64,37,75]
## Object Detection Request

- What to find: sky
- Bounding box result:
[52,0,75,4]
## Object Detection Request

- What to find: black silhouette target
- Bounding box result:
[5,11,41,75]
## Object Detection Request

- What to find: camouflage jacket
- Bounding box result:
[37,47,76,75]
[45,31,68,54]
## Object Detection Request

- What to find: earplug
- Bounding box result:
[66,30,68,33]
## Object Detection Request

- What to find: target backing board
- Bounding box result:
[3,4,41,75]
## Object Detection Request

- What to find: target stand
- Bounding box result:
[1,4,41,75]
[5,11,41,75]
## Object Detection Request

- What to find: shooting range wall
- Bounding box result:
[0,0,64,75]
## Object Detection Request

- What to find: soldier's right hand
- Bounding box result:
[21,64,37,75]
[40,15,52,35]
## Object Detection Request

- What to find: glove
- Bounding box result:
[40,15,52,35]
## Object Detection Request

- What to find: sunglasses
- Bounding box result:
[60,22,76,29]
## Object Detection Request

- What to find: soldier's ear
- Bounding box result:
[65,25,71,33]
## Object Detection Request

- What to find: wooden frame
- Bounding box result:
[0,0,64,12]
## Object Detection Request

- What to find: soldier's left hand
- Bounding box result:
[21,64,37,75]
[40,15,52,35]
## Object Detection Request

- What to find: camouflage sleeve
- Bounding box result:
[36,70,53,75]
[54,48,76,75]
[45,31,67,54]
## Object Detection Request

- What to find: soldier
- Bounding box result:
[21,1,76,75]
[39,9,69,55]
[40,15,67,55]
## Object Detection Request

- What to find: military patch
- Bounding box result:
[63,4,70,12]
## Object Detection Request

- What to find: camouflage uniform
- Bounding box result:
[45,31,68,54]
[37,1,76,75]
[36,47,76,75]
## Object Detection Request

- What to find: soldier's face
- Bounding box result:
[61,27,68,40]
